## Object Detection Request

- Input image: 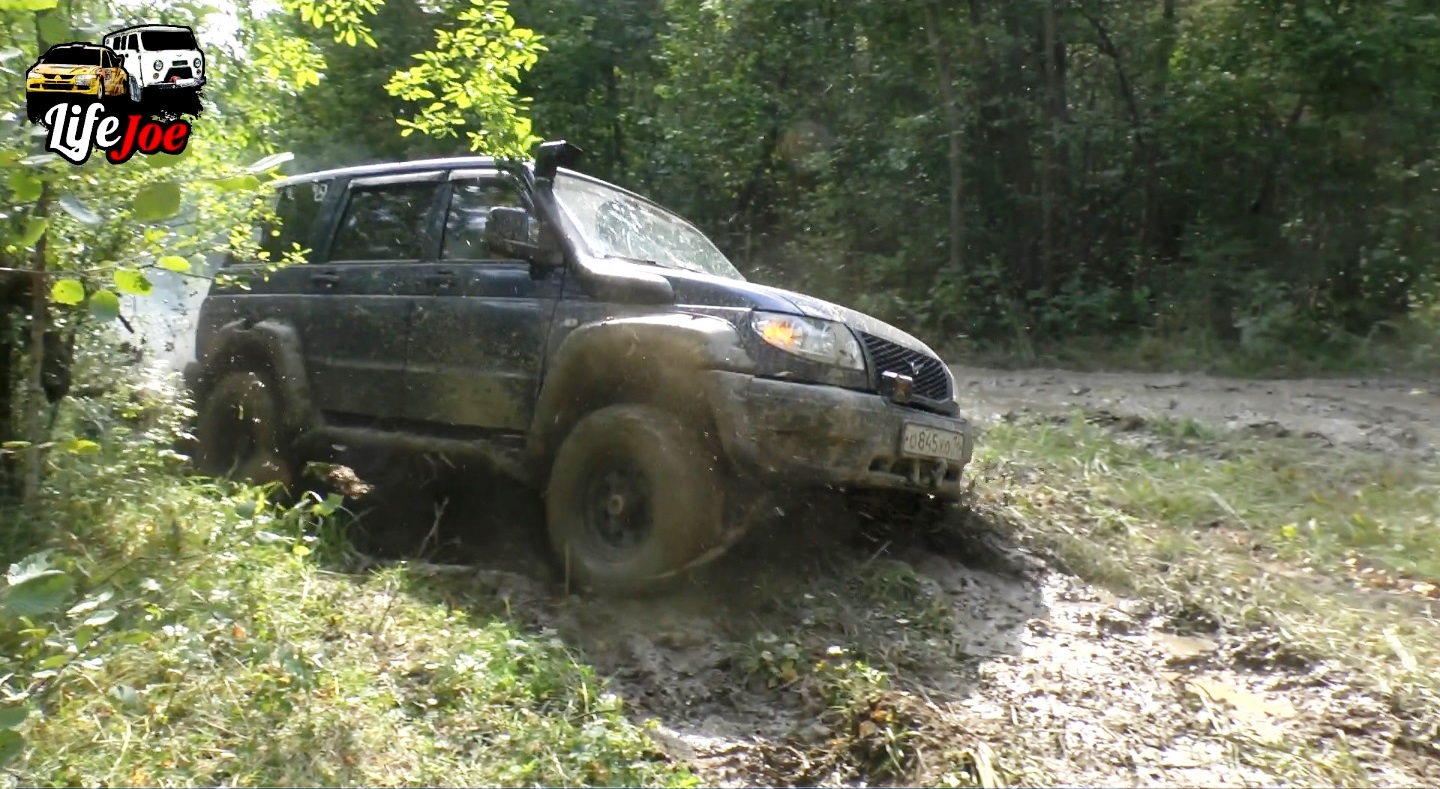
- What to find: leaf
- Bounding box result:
[37,10,69,43]
[67,589,113,616]
[245,152,295,174]
[0,730,21,768]
[292,544,312,557]
[1,441,30,450]
[64,439,100,455]
[0,703,28,730]
[132,182,182,222]
[156,255,191,273]
[88,289,120,321]
[214,174,261,192]
[82,609,117,627]
[7,171,42,203]
[58,194,102,225]
[3,569,74,617]
[50,278,84,306]
[113,269,153,296]
[0,0,61,10]
[109,684,144,713]
[17,217,47,248]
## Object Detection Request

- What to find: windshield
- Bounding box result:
[552,172,744,281]
[141,30,198,50]
[39,48,101,66]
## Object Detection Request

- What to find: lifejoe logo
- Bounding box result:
[25,24,206,166]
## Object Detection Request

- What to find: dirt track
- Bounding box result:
[951,365,1440,457]
[354,365,1440,787]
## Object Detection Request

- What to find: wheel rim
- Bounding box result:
[582,460,653,556]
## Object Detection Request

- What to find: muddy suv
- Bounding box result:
[185,141,975,592]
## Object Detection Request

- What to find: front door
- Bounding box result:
[306,171,446,421]
[402,169,562,430]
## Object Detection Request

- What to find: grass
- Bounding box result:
[0,395,695,787]
[973,413,1440,743]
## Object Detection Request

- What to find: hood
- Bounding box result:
[658,268,942,359]
[34,64,100,75]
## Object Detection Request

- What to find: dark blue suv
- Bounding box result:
[186,141,975,593]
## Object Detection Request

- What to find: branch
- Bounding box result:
[1078,6,1142,130]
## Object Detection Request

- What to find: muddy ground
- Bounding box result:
[342,365,1440,788]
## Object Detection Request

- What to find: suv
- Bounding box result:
[101,25,205,101]
[185,141,975,593]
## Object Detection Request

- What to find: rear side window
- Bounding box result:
[141,30,198,50]
[441,178,531,260]
[258,181,326,262]
[329,181,436,261]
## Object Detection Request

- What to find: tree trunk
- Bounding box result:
[23,185,50,505]
[925,0,966,277]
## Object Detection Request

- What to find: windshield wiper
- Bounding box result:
[599,254,664,268]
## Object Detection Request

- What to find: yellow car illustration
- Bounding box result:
[26,42,132,119]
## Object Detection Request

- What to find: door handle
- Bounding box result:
[310,271,340,287]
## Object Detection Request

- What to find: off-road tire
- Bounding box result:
[545,404,725,595]
[194,370,297,491]
[126,76,141,105]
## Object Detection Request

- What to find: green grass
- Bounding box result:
[975,412,1439,709]
[0,410,694,787]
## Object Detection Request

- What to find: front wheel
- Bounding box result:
[545,404,726,595]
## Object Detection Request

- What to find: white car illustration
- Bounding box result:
[101,24,205,102]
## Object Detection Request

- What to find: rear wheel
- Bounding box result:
[194,370,297,491]
[545,404,726,595]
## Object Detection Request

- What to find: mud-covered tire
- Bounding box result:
[194,370,297,491]
[545,404,725,595]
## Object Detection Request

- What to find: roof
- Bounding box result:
[106,24,195,34]
[275,156,530,186]
[46,42,107,51]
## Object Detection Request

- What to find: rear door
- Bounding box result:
[306,171,446,421]
[402,169,562,430]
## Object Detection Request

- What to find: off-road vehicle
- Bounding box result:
[101,25,205,103]
[185,141,975,592]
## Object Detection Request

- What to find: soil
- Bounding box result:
[332,365,1440,787]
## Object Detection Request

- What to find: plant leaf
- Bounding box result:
[3,569,74,617]
[0,703,29,730]
[156,255,191,273]
[88,289,121,321]
[58,194,102,225]
[17,216,47,247]
[0,730,22,768]
[50,278,84,305]
[113,269,153,296]
[132,182,182,222]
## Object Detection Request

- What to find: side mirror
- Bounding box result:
[485,206,562,267]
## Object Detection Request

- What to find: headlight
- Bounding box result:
[152,59,163,71]
[193,57,201,70]
[74,75,94,87]
[751,310,865,370]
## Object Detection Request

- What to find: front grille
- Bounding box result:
[163,66,193,81]
[858,332,951,402]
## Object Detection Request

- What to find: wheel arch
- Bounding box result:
[191,318,317,438]
[526,313,753,483]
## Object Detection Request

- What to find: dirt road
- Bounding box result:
[361,365,1439,787]
[951,364,1440,457]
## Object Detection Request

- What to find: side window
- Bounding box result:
[329,181,436,261]
[259,182,326,262]
[128,34,138,51]
[441,178,531,260]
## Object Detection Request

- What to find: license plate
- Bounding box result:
[900,423,968,463]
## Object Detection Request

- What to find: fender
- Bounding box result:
[192,318,318,437]
[526,313,754,474]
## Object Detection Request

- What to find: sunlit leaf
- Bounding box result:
[132,182,182,222]
[156,255,191,273]
[7,171,42,203]
[245,152,295,173]
[64,439,100,455]
[17,217,47,248]
[113,269,153,296]
[50,278,84,305]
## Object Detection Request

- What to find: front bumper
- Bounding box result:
[704,371,974,501]
[26,82,101,96]
[149,76,205,90]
